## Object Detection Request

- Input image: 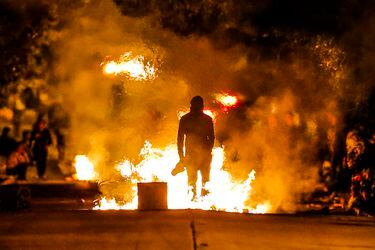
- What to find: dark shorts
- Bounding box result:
[185,151,212,184]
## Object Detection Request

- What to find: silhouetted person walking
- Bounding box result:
[177,96,215,198]
[31,119,52,179]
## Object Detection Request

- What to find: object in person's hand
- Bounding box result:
[171,161,185,176]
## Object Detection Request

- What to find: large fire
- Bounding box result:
[74,141,270,213]
[102,52,156,80]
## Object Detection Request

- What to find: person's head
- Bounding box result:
[38,120,47,131]
[1,127,11,137]
[190,96,204,112]
[22,130,31,141]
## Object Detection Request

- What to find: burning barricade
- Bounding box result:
[74,141,270,213]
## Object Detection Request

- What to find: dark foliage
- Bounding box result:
[0,1,56,87]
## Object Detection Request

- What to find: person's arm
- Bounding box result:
[177,118,185,161]
[208,118,215,150]
[23,152,31,164]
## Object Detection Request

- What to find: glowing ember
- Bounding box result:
[215,93,239,110]
[74,155,97,181]
[102,52,156,80]
[94,141,271,213]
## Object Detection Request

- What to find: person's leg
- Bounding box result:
[39,155,47,177]
[34,150,42,178]
[199,152,212,196]
[16,164,27,180]
[36,159,43,178]
[36,153,47,178]
[200,163,211,185]
[187,167,197,192]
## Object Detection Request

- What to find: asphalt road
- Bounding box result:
[0,210,374,250]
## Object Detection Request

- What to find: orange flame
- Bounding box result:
[215,93,239,111]
[102,52,156,80]
[73,155,97,181]
[92,141,271,213]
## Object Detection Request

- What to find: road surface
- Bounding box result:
[0,210,374,249]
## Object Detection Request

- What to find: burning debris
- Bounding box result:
[74,155,96,181]
[215,93,239,111]
[74,141,270,213]
[102,52,157,80]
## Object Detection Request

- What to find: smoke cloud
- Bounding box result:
[5,0,373,212]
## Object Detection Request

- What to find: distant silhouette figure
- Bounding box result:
[31,119,52,179]
[0,127,17,157]
[177,96,215,198]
